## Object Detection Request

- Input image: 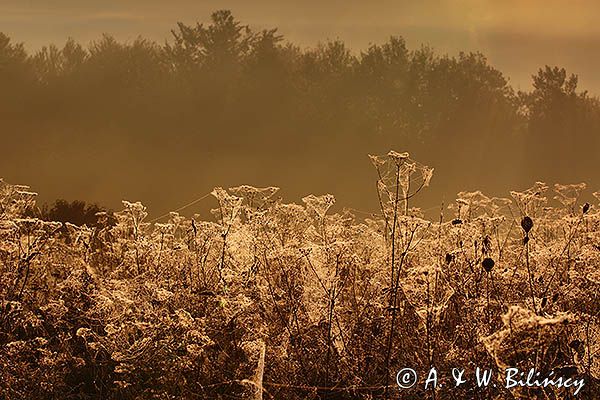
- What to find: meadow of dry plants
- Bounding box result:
[1,151,599,399]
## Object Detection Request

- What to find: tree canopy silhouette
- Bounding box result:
[1,10,599,213]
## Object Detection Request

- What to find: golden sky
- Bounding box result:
[2,1,600,91]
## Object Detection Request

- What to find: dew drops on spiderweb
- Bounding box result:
[302,194,335,219]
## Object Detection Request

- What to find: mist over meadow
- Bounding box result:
[1,10,599,215]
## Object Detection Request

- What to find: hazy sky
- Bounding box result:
[2,1,600,92]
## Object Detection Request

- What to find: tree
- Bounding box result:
[0,33,35,110]
[165,10,254,76]
[40,199,109,227]
[521,66,599,181]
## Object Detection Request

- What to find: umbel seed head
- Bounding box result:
[521,216,534,233]
[482,257,495,272]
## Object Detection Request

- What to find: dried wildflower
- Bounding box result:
[210,187,242,226]
[554,183,586,209]
[387,150,410,164]
[368,154,385,169]
[421,166,434,188]
[583,202,590,214]
[302,194,335,219]
[482,306,576,371]
[521,216,533,233]
[482,257,495,272]
[229,185,279,207]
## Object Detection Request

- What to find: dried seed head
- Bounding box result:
[521,216,533,233]
[482,257,495,272]
[583,202,590,214]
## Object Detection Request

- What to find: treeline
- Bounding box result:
[1,10,599,212]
